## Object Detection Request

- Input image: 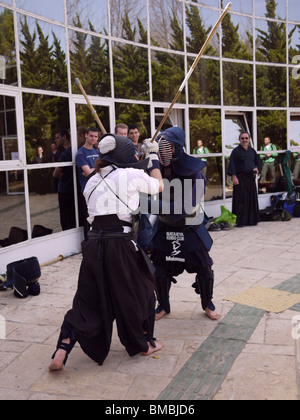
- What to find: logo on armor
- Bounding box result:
[166,232,185,262]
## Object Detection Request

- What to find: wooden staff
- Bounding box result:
[151,2,233,142]
[75,78,107,134]
[40,255,64,267]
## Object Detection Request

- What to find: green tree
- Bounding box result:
[256,0,286,63]
[185,3,219,106]
[35,22,53,90]
[151,8,185,103]
[19,17,39,88]
[113,11,149,100]
[88,22,110,97]
[70,14,92,94]
[169,12,184,52]
[189,108,222,154]
[257,110,287,150]
[186,3,215,55]
[0,8,17,85]
[222,12,252,60]
[255,0,287,108]
[52,32,68,92]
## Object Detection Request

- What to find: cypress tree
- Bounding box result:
[0,8,17,85]
[19,17,38,88]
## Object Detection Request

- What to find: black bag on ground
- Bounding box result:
[259,207,292,222]
[294,193,300,218]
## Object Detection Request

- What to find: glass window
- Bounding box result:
[113,42,149,100]
[224,113,253,152]
[289,24,300,64]
[189,108,221,154]
[67,0,108,35]
[289,68,300,108]
[154,107,184,134]
[0,95,18,161]
[188,57,220,105]
[257,110,287,151]
[0,170,27,248]
[115,103,150,139]
[151,51,185,103]
[189,0,218,7]
[225,155,233,199]
[69,29,111,97]
[28,167,72,235]
[255,0,286,20]
[150,0,184,51]
[110,0,147,44]
[288,0,300,22]
[15,0,64,22]
[186,5,219,57]
[290,115,300,148]
[22,93,70,164]
[256,65,286,107]
[76,103,109,139]
[222,13,253,60]
[230,0,253,15]
[255,18,286,64]
[289,114,300,185]
[0,7,17,86]
[18,14,67,92]
[204,156,223,202]
[291,151,300,183]
[223,62,254,106]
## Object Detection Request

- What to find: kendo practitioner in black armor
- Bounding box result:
[148,127,220,321]
[49,134,164,371]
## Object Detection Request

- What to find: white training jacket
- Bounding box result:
[83,165,159,226]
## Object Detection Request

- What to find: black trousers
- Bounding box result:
[152,247,215,313]
[232,172,260,226]
[63,231,156,365]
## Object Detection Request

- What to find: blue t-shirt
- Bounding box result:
[76,146,100,191]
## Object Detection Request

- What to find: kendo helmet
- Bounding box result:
[157,127,185,167]
[157,126,207,175]
[98,133,149,170]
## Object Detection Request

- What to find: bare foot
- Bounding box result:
[48,348,66,371]
[48,338,70,371]
[142,339,164,356]
[205,307,220,321]
[155,309,167,321]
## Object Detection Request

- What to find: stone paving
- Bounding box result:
[0,219,300,400]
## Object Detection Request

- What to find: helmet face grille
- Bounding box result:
[158,138,174,167]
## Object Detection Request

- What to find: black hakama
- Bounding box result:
[227,145,261,227]
[232,172,260,226]
[64,231,156,365]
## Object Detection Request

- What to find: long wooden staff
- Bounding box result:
[75,78,107,134]
[151,2,233,142]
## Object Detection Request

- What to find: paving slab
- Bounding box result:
[0,219,300,400]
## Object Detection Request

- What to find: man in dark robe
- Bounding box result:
[227,132,261,227]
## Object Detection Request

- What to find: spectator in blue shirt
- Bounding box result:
[76,127,100,238]
[76,127,100,192]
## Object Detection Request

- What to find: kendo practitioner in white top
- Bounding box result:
[148,127,220,322]
[49,134,164,371]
